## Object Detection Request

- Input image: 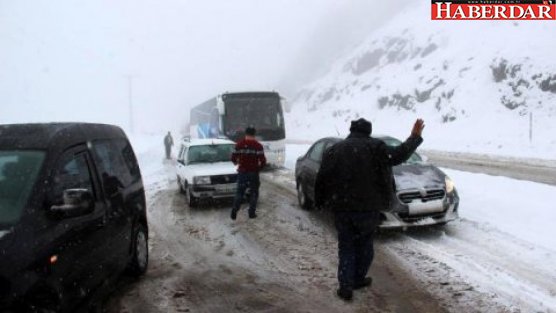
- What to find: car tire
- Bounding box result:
[127,223,149,276]
[297,180,313,210]
[187,188,199,208]
[177,177,185,194]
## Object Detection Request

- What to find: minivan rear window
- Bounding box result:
[0,151,45,226]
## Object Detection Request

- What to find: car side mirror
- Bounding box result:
[50,189,94,218]
[178,159,185,165]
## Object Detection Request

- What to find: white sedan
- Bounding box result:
[175,138,238,207]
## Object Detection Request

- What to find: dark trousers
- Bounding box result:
[232,172,260,215]
[334,211,379,289]
[165,145,171,159]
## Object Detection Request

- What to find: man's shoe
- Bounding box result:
[231,210,237,220]
[353,277,372,290]
[249,212,257,219]
[336,288,353,301]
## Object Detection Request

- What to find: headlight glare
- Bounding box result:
[445,177,455,193]
[194,176,211,185]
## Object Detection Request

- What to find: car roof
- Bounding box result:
[320,135,397,143]
[182,138,235,146]
[221,91,279,98]
[0,123,127,151]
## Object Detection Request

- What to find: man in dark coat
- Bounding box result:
[164,131,174,160]
[315,118,424,301]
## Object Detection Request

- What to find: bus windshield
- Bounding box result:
[223,96,285,141]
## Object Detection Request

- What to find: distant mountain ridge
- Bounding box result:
[287,2,556,159]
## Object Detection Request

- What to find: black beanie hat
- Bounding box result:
[245,126,256,136]
[349,118,372,136]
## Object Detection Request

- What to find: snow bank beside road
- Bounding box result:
[128,134,170,178]
[444,168,556,253]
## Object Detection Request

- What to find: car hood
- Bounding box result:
[186,162,237,177]
[393,163,446,191]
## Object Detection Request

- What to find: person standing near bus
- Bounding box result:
[230,126,266,220]
[164,131,174,160]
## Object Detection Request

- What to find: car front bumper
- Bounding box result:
[191,183,237,199]
[379,191,460,229]
[379,203,459,229]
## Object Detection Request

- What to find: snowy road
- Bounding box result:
[105,159,448,312]
[420,150,556,186]
[102,139,556,312]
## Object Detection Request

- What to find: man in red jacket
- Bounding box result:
[230,126,267,220]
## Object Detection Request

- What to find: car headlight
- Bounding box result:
[193,176,211,185]
[445,176,455,193]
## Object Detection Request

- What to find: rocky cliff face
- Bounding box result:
[287,2,555,158]
[287,3,556,158]
[294,27,555,122]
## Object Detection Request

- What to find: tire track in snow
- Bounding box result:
[381,220,556,312]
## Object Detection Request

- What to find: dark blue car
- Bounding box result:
[294,136,460,228]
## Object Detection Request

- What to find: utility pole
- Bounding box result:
[126,75,135,134]
[529,112,533,144]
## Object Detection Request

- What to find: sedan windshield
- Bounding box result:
[187,144,234,164]
[0,151,45,226]
[380,137,423,164]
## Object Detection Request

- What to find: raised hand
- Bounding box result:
[411,119,425,137]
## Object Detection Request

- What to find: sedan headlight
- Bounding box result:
[193,176,211,185]
[445,176,455,193]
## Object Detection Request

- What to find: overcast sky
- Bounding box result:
[0,0,410,133]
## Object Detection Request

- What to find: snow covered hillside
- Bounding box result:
[286,2,556,159]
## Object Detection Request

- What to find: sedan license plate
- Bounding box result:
[216,184,235,193]
[408,201,444,215]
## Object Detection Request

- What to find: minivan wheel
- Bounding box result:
[297,181,313,210]
[127,223,148,276]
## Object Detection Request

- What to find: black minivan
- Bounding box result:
[0,123,148,312]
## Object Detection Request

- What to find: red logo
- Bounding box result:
[432,0,556,20]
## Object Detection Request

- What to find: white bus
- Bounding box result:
[189,91,286,167]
